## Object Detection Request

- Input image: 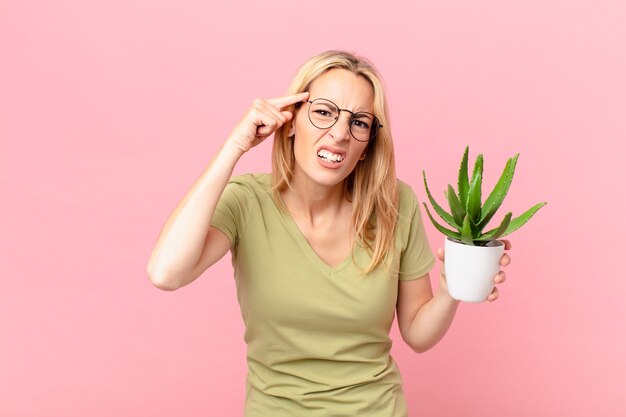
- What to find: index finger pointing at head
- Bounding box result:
[266,92,310,109]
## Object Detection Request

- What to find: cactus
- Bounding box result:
[422,146,546,246]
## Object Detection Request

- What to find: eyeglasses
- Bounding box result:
[306,98,382,142]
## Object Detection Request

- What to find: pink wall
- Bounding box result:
[2,0,624,416]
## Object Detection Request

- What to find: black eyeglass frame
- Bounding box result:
[305,98,383,143]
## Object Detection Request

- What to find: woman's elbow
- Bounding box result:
[146,265,182,291]
[409,343,434,354]
[402,334,436,354]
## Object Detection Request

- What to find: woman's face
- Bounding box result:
[291,68,374,190]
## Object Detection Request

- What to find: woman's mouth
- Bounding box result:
[317,149,345,163]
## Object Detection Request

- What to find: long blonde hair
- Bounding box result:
[272,50,398,273]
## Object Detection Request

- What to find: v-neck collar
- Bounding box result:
[271,190,354,276]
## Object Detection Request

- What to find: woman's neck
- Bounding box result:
[281,175,349,226]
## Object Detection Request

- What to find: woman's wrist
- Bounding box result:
[436,271,460,305]
[221,137,247,159]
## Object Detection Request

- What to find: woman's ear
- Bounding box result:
[359,149,367,160]
[288,123,295,138]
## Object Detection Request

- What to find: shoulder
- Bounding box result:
[229,173,271,188]
[226,173,272,196]
[394,179,429,235]
[396,179,420,215]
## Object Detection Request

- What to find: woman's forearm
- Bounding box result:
[146,141,243,289]
[404,276,460,353]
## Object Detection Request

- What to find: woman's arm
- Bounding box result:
[146,93,309,290]
[396,272,460,353]
[146,142,243,291]
[396,244,510,352]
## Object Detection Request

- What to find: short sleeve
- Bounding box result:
[210,177,254,248]
[397,182,436,281]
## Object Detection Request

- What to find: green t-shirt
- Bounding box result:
[211,174,435,417]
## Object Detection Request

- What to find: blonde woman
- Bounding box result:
[147,50,510,416]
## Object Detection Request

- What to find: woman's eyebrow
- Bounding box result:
[352,111,374,118]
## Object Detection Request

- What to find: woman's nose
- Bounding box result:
[328,113,351,141]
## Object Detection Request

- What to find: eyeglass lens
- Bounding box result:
[308,99,376,142]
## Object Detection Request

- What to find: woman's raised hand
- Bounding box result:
[228,92,310,153]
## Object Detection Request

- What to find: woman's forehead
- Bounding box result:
[308,69,375,111]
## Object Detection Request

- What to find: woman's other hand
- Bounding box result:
[436,239,512,302]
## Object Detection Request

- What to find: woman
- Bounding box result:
[147,50,510,416]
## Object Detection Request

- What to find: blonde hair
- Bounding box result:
[272,50,398,273]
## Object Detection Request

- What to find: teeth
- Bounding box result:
[317,149,344,163]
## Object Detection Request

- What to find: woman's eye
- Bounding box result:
[314,110,332,117]
[351,119,370,129]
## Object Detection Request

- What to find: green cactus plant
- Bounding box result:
[422,146,546,246]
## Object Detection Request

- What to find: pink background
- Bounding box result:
[2,0,625,416]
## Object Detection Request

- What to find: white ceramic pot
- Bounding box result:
[444,237,504,303]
